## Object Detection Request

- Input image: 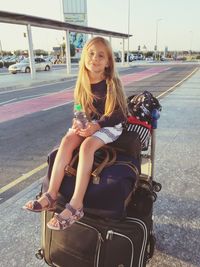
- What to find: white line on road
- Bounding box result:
[0,98,17,105]
[42,101,73,111]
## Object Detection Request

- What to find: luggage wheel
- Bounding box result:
[151,191,157,202]
[152,181,162,192]
[35,248,44,260]
[146,234,156,262]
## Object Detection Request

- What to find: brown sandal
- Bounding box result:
[23,192,56,212]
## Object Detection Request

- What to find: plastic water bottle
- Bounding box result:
[74,104,88,129]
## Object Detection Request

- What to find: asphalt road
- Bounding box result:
[0,64,197,204]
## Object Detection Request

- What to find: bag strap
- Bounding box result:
[64,145,117,183]
[92,145,117,179]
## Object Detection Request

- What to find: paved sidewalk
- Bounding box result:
[0,67,77,93]
[0,69,200,266]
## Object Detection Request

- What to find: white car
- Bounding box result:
[8,57,52,74]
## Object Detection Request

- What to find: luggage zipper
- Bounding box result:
[77,221,104,267]
[106,230,134,267]
[126,217,148,267]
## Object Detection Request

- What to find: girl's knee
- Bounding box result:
[60,131,79,147]
[80,137,103,155]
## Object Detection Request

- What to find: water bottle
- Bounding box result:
[151,109,160,129]
[74,104,88,129]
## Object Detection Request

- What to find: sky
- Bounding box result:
[0,0,200,53]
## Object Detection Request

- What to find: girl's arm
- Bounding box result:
[97,108,126,128]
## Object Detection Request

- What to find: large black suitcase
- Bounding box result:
[37,194,155,267]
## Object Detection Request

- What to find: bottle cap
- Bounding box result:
[74,104,82,111]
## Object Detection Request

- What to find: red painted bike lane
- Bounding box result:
[0,66,170,123]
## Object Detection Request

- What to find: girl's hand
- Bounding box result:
[78,122,100,137]
[72,118,82,134]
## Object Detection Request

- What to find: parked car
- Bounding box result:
[8,57,52,74]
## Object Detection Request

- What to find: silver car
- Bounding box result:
[8,57,52,74]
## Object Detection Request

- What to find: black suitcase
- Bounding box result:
[37,194,155,267]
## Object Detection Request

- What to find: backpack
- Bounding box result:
[127,91,162,124]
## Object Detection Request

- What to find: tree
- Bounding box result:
[61,43,76,57]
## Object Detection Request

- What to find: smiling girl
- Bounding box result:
[23,36,127,230]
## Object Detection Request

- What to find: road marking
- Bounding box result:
[0,98,17,105]
[1,66,198,195]
[157,67,199,99]
[42,101,73,111]
[0,162,48,195]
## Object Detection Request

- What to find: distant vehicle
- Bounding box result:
[124,53,135,62]
[43,55,57,64]
[114,52,121,62]
[137,54,144,60]
[146,57,154,62]
[8,57,52,74]
[160,56,167,61]
[124,53,144,62]
[1,55,18,68]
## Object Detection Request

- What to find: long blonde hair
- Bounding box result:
[74,36,127,118]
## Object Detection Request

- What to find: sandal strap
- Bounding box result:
[32,200,42,210]
[54,213,71,230]
[65,203,77,216]
[44,192,55,208]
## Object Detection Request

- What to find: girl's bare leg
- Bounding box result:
[25,130,83,209]
[47,132,84,199]
[56,136,104,219]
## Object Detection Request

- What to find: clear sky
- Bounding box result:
[0,0,200,52]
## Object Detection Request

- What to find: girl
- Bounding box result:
[23,36,127,230]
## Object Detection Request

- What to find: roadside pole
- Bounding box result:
[26,24,36,79]
[64,30,71,75]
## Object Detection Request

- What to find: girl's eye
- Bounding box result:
[88,51,94,57]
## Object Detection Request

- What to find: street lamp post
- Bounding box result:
[127,0,130,64]
[0,40,3,57]
[189,30,193,54]
[155,18,162,60]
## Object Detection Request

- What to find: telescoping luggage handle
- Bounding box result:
[64,145,117,183]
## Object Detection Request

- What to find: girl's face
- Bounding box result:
[85,41,109,75]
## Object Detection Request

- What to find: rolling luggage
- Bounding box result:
[37,194,154,267]
[36,144,158,267]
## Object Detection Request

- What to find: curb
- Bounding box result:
[0,75,77,93]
